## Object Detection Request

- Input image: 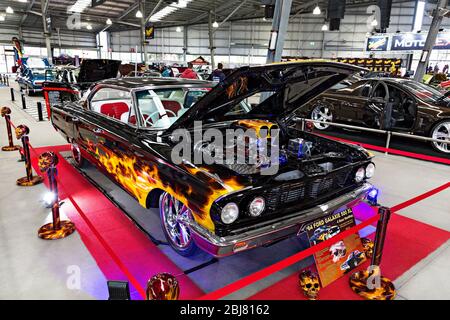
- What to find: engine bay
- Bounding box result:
[190,121,368,179]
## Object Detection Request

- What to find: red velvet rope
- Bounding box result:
[5,117,16,129]
[199,212,380,300]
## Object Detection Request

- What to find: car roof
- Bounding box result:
[365,77,414,84]
[98,76,215,89]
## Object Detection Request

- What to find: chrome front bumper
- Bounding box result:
[186,183,375,257]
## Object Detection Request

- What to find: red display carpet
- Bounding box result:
[249,213,450,300]
[28,144,449,300]
[29,145,204,300]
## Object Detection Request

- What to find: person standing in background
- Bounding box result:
[434,64,440,74]
[210,63,226,83]
[180,62,198,79]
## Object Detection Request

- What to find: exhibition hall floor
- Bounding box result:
[0,86,449,300]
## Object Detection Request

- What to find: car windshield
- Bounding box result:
[135,86,212,129]
[403,81,450,104]
[27,58,47,69]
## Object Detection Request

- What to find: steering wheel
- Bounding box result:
[142,111,161,127]
[165,109,177,118]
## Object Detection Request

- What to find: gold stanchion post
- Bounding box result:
[146,273,180,300]
[1,107,20,151]
[37,151,75,240]
[349,206,396,300]
[15,125,43,186]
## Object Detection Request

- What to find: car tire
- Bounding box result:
[159,191,198,257]
[430,120,450,154]
[310,102,333,130]
[70,142,86,167]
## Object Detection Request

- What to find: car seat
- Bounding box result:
[100,102,129,120]
[161,100,182,116]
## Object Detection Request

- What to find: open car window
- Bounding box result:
[89,87,134,124]
[135,87,211,129]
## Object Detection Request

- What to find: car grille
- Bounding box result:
[265,166,354,211]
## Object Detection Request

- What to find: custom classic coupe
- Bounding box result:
[298,77,450,153]
[44,61,377,257]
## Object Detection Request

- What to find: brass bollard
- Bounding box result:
[1,107,20,151]
[15,125,43,186]
[349,206,396,300]
[37,151,75,240]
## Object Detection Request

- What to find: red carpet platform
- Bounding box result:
[28,144,449,300]
[29,144,204,300]
[249,212,450,300]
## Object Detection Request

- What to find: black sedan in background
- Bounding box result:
[298,78,450,153]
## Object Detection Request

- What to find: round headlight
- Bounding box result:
[355,167,365,182]
[365,163,375,178]
[248,197,265,217]
[221,202,239,224]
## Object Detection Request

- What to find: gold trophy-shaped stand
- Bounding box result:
[38,152,76,240]
[15,125,43,186]
[349,206,396,300]
[1,107,20,151]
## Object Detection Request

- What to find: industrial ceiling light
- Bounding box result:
[0,15,4,21]
[106,18,112,25]
[313,5,321,15]
[86,24,92,30]
[212,21,219,28]
[18,0,28,3]
[136,10,143,18]
[68,0,91,13]
[371,18,378,27]
[321,23,328,31]
[150,0,193,22]
[177,0,187,8]
[6,6,13,14]
[176,26,181,32]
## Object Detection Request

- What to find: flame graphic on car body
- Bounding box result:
[93,144,246,231]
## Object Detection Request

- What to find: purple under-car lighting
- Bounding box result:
[367,188,379,205]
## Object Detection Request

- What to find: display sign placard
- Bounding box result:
[389,33,450,51]
[391,33,426,51]
[145,23,155,41]
[366,36,389,51]
[305,208,366,287]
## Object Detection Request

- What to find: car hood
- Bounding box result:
[171,61,366,129]
[77,59,121,84]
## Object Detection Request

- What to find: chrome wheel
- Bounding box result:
[311,103,333,130]
[431,121,450,153]
[160,192,193,250]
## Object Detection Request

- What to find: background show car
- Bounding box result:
[298,78,450,153]
[48,59,121,92]
[44,62,378,258]
[16,57,54,96]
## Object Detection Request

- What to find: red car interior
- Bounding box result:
[100,102,129,119]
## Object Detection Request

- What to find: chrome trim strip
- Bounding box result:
[183,182,374,256]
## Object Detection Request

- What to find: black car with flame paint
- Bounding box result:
[44,61,377,257]
[298,77,450,153]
